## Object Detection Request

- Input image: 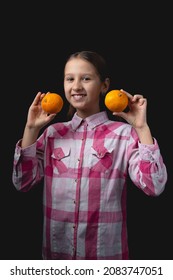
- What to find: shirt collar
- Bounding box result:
[71,111,109,130]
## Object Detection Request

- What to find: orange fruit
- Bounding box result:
[41,92,63,114]
[104,89,128,112]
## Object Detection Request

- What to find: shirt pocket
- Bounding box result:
[51,147,71,174]
[89,146,113,173]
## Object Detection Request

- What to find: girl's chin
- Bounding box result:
[71,102,87,109]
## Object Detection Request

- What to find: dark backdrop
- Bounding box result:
[1,3,172,260]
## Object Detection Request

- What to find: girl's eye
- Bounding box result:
[66,77,74,81]
[65,76,91,82]
[82,77,90,81]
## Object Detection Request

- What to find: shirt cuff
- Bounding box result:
[138,138,160,161]
[15,139,37,158]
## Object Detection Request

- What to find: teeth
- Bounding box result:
[72,95,86,100]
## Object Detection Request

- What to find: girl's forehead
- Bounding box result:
[65,58,96,73]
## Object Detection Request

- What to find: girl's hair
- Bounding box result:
[65,50,111,119]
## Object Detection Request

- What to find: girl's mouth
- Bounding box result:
[72,94,87,101]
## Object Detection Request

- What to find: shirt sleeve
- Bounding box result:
[12,139,44,191]
[128,137,168,196]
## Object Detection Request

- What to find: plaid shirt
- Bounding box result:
[12,111,167,259]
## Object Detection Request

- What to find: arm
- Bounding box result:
[12,92,57,191]
[114,90,167,195]
[12,140,44,191]
[113,89,153,145]
[21,91,57,148]
[127,130,167,196]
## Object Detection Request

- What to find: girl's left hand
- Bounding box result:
[113,89,148,129]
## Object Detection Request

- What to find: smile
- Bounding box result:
[72,94,87,101]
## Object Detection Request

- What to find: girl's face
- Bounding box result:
[64,58,108,118]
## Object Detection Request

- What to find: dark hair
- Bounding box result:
[65,51,110,119]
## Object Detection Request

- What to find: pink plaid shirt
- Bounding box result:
[12,111,167,260]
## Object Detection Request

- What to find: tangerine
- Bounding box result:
[104,89,128,112]
[41,92,64,114]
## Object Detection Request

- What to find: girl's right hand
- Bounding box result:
[26,92,57,130]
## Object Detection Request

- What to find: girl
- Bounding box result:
[12,50,167,259]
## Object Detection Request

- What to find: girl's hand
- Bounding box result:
[113,89,147,129]
[26,92,57,130]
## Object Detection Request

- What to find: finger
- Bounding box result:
[112,111,127,118]
[120,89,132,98]
[131,94,144,101]
[31,92,42,106]
[138,97,147,106]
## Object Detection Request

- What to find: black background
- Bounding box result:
[1,3,172,260]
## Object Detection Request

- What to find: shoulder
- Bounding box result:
[106,119,132,132]
[44,121,72,137]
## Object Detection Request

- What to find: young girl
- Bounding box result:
[12,50,167,260]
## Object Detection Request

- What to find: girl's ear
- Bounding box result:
[101,78,110,95]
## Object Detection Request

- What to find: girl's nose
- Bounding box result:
[72,79,82,90]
